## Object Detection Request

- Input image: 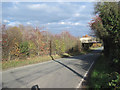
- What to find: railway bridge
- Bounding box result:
[80,36,101,50]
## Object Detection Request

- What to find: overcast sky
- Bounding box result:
[2,2,95,37]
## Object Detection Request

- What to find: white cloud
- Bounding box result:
[74,13,80,17]
[57,21,85,26]
[3,2,94,36]
[81,5,86,9]
[8,21,21,26]
[72,22,85,26]
[47,22,57,25]
[59,21,65,24]
[26,22,31,25]
[47,23,51,25]
[74,22,80,25]
[3,19,10,23]
[27,4,47,10]
[27,3,61,13]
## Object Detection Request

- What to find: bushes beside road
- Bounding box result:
[2,25,82,61]
[89,55,120,88]
[1,25,84,69]
[89,2,120,89]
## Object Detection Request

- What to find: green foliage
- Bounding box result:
[60,40,66,53]
[54,40,60,53]
[113,58,119,64]
[89,2,120,57]
[89,55,112,88]
[10,42,20,58]
[54,40,66,54]
[29,41,36,50]
[109,72,120,89]
[28,41,37,57]
[2,26,23,60]
[19,41,29,56]
[89,2,120,88]
[96,2,119,38]
[2,25,83,61]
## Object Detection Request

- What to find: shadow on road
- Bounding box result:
[52,59,84,78]
[50,49,102,79]
[50,54,83,78]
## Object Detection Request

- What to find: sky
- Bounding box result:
[2,2,95,37]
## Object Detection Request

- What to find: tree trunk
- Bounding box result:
[8,52,11,61]
[103,38,110,56]
[50,40,52,56]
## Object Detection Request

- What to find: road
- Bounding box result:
[2,48,102,88]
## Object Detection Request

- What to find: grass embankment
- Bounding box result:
[2,51,86,70]
[2,55,61,70]
[2,49,91,70]
[89,55,113,88]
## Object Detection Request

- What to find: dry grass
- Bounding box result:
[2,55,61,70]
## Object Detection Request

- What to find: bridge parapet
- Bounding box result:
[80,37,100,44]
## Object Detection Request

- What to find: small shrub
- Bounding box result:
[19,41,29,57]
[108,72,120,89]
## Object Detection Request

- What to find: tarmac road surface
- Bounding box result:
[2,47,102,88]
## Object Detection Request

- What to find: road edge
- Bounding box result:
[76,61,94,89]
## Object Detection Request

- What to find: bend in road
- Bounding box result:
[2,48,102,88]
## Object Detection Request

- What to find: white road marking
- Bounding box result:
[76,61,94,89]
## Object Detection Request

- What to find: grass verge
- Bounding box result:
[89,54,113,88]
[2,50,89,70]
[2,55,61,70]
